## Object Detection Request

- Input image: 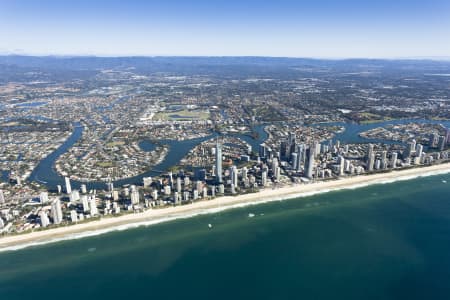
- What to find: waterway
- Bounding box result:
[27,119,450,190]
[320,118,450,144]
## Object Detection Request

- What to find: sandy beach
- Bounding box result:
[1,162,450,251]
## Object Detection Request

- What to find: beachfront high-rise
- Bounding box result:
[131,189,140,205]
[230,165,238,187]
[367,144,375,171]
[305,146,315,179]
[338,155,345,176]
[176,177,182,193]
[216,141,222,184]
[391,152,398,168]
[39,211,50,227]
[291,152,299,170]
[90,196,98,216]
[51,199,63,225]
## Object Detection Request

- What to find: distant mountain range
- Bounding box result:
[1,55,450,84]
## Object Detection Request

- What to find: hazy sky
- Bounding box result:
[1,0,450,58]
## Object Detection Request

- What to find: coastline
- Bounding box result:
[1,162,450,252]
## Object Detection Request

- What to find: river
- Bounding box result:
[27,119,450,190]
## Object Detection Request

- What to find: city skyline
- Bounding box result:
[1,0,450,58]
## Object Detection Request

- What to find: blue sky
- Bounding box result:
[0,0,449,58]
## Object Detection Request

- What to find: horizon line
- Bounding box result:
[1,52,450,62]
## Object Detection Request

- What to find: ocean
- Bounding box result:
[1,173,450,299]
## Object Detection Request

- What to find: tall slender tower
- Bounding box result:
[391,152,398,168]
[381,150,388,169]
[230,165,238,187]
[90,196,98,216]
[216,141,222,184]
[305,145,315,179]
[367,144,375,171]
[39,211,50,227]
[446,128,450,145]
[51,199,63,224]
[0,189,4,204]
[338,155,345,176]
[65,176,72,194]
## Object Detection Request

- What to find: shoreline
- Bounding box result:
[1,162,450,252]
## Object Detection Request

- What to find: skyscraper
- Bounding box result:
[430,133,439,147]
[242,166,248,181]
[288,131,296,145]
[90,196,98,216]
[274,166,281,181]
[391,152,398,168]
[176,177,182,193]
[368,152,375,172]
[195,180,203,193]
[69,190,80,203]
[173,192,180,204]
[338,155,345,176]
[216,141,223,184]
[261,170,268,186]
[39,211,49,228]
[70,210,78,223]
[291,152,299,170]
[446,128,450,145]
[259,143,267,158]
[416,144,423,158]
[163,185,171,196]
[143,177,152,188]
[51,199,63,224]
[438,136,446,151]
[411,139,417,153]
[381,150,388,169]
[305,146,315,179]
[296,144,306,172]
[271,158,279,173]
[230,166,238,187]
[39,192,49,204]
[0,189,4,204]
[65,176,72,194]
[367,144,375,171]
[168,172,174,187]
[404,139,416,158]
[314,142,321,158]
[131,189,140,204]
[280,141,288,160]
[81,195,89,212]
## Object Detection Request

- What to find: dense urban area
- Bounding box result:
[0,56,450,234]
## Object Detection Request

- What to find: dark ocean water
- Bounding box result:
[1,173,450,300]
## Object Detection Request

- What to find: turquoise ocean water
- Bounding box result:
[1,172,450,299]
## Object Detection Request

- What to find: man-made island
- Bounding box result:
[1,57,450,248]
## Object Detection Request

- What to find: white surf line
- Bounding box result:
[0,165,449,253]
